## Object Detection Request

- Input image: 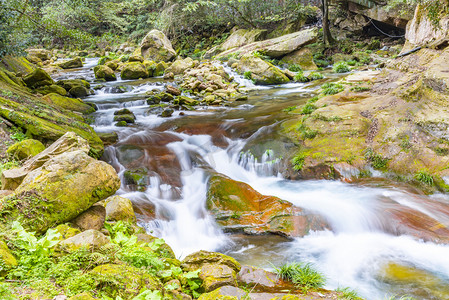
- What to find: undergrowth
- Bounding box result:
[275,262,326,293]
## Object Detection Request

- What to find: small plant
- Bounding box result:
[333,61,350,73]
[336,287,363,300]
[350,86,370,92]
[414,171,434,186]
[301,103,316,115]
[291,153,306,171]
[365,148,389,169]
[10,128,27,142]
[308,72,324,80]
[434,147,449,156]
[243,71,252,80]
[322,83,345,95]
[283,106,297,112]
[294,71,309,82]
[275,262,325,293]
[297,122,318,139]
[288,64,303,72]
[399,135,411,151]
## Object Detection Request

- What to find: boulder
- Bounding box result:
[154,61,167,77]
[166,85,182,96]
[121,62,149,80]
[56,79,91,98]
[165,57,195,75]
[26,49,51,61]
[1,132,91,190]
[58,57,83,69]
[94,65,116,81]
[105,60,118,70]
[197,286,246,300]
[0,240,17,275]
[159,108,174,118]
[221,29,266,51]
[237,266,294,293]
[23,68,54,89]
[90,264,161,299]
[140,29,177,62]
[72,205,106,231]
[59,229,110,251]
[96,132,118,146]
[217,28,318,59]
[128,55,144,63]
[175,96,198,106]
[123,168,149,191]
[104,195,136,223]
[0,149,120,233]
[41,93,95,114]
[55,224,81,240]
[237,54,289,85]
[35,84,67,96]
[207,174,329,237]
[6,139,45,160]
[67,292,96,300]
[113,114,135,124]
[281,48,317,70]
[182,250,241,293]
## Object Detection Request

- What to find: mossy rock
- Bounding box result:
[57,79,91,90]
[42,93,95,114]
[0,55,36,75]
[23,68,54,89]
[0,240,18,275]
[121,62,149,80]
[116,121,128,127]
[140,29,177,62]
[96,131,118,146]
[181,250,241,273]
[98,56,113,65]
[94,65,117,81]
[237,54,289,85]
[153,61,168,77]
[36,84,67,96]
[143,61,156,77]
[197,286,246,300]
[90,263,161,299]
[0,68,25,87]
[104,195,136,223]
[54,224,81,240]
[67,292,97,300]
[175,96,198,106]
[58,57,83,69]
[6,139,45,160]
[123,168,149,191]
[59,229,110,252]
[113,114,135,124]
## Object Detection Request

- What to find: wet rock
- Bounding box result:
[0,148,120,233]
[104,195,136,223]
[6,139,45,160]
[140,29,177,62]
[23,68,54,89]
[165,57,195,75]
[58,57,83,69]
[94,65,116,81]
[59,229,110,252]
[56,79,92,98]
[159,108,174,118]
[113,114,135,124]
[175,96,198,106]
[237,266,294,293]
[97,131,118,146]
[147,92,174,104]
[207,174,329,237]
[166,85,182,96]
[72,205,106,231]
[121,62,149,80]
[124,168,149,191]
[237,53,289,85]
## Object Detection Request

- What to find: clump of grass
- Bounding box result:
[308,72,324,80]
[243,71,252,80]
[291,153,306,171]
[434,147,449,156]
[297,123,318,139]
[333,61,350,73]
[350,86,371,92]
[322,83,345,95]
[283,106,296,112]
[365,148,389,169]
[294,71,310,82]
[414,171,434,186]
[288,64,303,72]
[336,287,363,300]
[275,262,326,293]
[301,103,316,115]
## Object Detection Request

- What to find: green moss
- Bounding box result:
[6,139,45,160]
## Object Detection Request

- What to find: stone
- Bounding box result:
[128,55,144,63]
[121,62,149,80]
[55,224,81,240]
[58,57,83,69]
[159,108,174,118]
[96,132,118,146]
[69,85,90,98]
[114,108,133,115]
[6,139,45,160]
[221,29,267,51]
[165,57,195,75]
[0,149,120,233]
[56,79,91,98]
[35,84,67,96]
[181,250,241,272]
[104,195,136,223]
[42,93,95,114]
[197,286,246,300]
[105,60,118,70]
[67,292,96,300]
[59,229,110,252]
[140,29,177,62]
[237,266,291,292]
[94,65,116,81]
[237,53,290,85]
[166,85,182,96]
[23,68,54,89]
[154,61,167,77]
[0,240,17,275]
[0,190,13,199]
[113,114,136,124]
[72,205,106,231]
[281,48,317,70]
[26,49,51,61]
[123,168,149,191]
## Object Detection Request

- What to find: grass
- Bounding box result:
[294,71,309,83]
[288,64,303,72]
[364,148,389,170]
[414,171,434,186]
[350,86,370,92]
[333,61,350,73]
[291,153,306,171]
[275,262,326,293]
[243,71,252,80]
[322,83,345,95]
[336,287,363,300]
[0,158,20,176]
[301,103,316,115]
[309,72,324,80]
[297,122,318,139]
[434,147,449,156]
[283,106,297,112]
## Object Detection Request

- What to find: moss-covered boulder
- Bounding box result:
[0,240,17,275]
[140,29,177,62]
[221,29,267,52]
[166,57,195,75]
[0,55,36,75]
[72,205,106,231]
[6,139,45,160]
[153,61,167,77]
[0,150,120,233]
[94,65,117,81]
[59,229,110,252]
[23,68,54,89]
[104,195,136,223]
[42,93,95,114]
[55,224,81,240]
[206,174,328,237]
[36,84,67,96]
[237,53,289,85]
[26,49,51,61]
[90,263,161,299]
[281,48,317,70]
[175,96,198,106]
[58,57,83,69]
[56,79,91,98]
[67,292,97,300]
[121,62,149,80]
[128,55,144,63]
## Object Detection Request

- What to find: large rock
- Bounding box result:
[72,205,106,231]
[6,139,45,160]
[0,240,17,275]
[58,57,83,69]
[165,57,195,75]
[59,229,110,251]
[94,65,116,81]
[56,79,91,98]
[197,286,246,300]
[23,68,54,89]
[26,49,51,61]
[237,54,289,85]
[404,3,449,50]
[217,28,318,59]
[121,62,149,80]
[140,29,177,62]
[41,93,95,114]
[281,48,317,70]
[221,29,267,51]
[207,174,329,237]
[36,84,67,96]
[104,195,136,223]
[0,149,120,233]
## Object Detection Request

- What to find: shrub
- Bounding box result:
[333,61,350,73]
[243,71,252,80]
[364,148,389,169]
[301,103,316,115]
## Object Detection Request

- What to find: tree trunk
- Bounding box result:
[322,0,334,46]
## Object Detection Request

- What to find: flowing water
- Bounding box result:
[60,58,449,300]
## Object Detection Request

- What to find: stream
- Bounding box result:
[58,58,449,300]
